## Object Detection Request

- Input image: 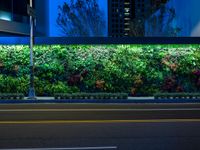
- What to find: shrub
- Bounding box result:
[0,44,200,96]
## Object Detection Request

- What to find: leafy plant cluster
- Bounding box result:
[0,44,200,96]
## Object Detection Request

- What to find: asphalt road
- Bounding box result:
[0,103,200,150]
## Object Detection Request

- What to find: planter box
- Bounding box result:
[154,93,200,99]
[0,93,24,100]
[54,93,128,100]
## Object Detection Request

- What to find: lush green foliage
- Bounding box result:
[0,44,200,96]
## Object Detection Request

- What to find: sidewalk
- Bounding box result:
[0,96,200,104]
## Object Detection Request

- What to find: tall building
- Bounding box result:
[108,0,168,37]
[108,0,134,37]
[0,0,49,36]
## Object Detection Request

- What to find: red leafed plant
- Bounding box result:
[96,80,105,89]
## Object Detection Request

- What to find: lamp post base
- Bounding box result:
[28,87,37,100]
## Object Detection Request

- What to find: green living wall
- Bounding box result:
[0,44,200,96]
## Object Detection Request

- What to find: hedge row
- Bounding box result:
[54,93,128,100]
[154,93,200,99]
[1,45,200,96]
[0,93,24,100]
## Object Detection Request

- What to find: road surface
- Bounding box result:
[0,103,200,150]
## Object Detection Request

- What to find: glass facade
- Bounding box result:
[0,0,33,24]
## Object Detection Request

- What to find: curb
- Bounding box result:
[1,99,200,104]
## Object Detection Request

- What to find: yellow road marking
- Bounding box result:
[0,119,200,124]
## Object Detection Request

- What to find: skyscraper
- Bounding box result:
[108,0,168,37]
[108,0,134,37]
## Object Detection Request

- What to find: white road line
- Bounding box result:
[0,108,199,112]
[1,146,117,150]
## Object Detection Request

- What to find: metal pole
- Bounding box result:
[28,0,36,99]
[11,0,13,21]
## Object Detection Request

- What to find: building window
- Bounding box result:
[0,0,34,23]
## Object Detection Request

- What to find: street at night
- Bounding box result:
[1,0,200,149]
[0,103,200,150]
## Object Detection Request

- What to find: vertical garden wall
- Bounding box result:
[0,44,200,96]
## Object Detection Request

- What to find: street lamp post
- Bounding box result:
[28,0,36,99]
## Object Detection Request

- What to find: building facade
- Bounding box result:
[0,0,49,36]
[108,0,168,37]
[108,0,134,37]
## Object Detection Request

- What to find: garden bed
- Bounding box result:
[1,44,200,97]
